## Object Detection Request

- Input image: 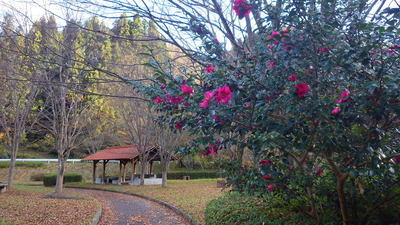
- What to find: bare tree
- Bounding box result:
[0,15,39,189]
[118,93,157,185]
[155,123,184,187]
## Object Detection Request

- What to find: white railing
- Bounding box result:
[0,159,82,163]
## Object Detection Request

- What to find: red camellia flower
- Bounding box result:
[321,47,329,53]
[215,86,232,104]
[263,174,271,181]
[288,74,296,82]
[316,169,323,175]
[205,65,214,73]
[160,84,166,89]
[260,160,271,166]
[331,107,340,114]
[267,184,275,191]
[153,96,162,104]
[294,83,309,97]
[175,122,182,130]
[166,94,183,104]
[180,85,193,94]
[213,38,220,44]
[199,91,215,109]
[232,0,252,19]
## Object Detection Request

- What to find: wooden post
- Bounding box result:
[149,161,154,175]
[93,160,99,184]
[102,160,108,184]
[122,161,127,183]
[118,160,122,185]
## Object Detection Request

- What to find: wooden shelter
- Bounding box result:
[81,145,172,184]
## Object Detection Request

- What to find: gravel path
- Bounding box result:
[73,189,190,225]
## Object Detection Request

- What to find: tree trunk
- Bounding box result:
[140,162,146,185]
[161,159,170,187]
[6,150,17,189]
[161,167,167,187]
[325,155,350,224]
[55,157,66,195]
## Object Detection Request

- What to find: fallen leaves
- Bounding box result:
[0,189,98,225]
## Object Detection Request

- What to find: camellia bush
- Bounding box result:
[137,0,399,224]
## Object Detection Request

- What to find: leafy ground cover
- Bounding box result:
[0,185,98,225]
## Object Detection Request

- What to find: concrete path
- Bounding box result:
[73,189,190,225]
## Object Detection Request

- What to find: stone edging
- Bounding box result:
[67,186,199,225]
[90,199,102,225]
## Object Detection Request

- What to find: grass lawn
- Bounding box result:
[0,185,98,225]
[67,178,228,224]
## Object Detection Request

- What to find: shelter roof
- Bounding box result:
[81,145,139,161]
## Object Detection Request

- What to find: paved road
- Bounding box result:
[73,189,190,225]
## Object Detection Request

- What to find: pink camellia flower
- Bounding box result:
[201,143,216,158]
[182,79,187,84]
[199,91,215,109]
[153,96,162,104]
[331,107,340,114]
[184,102,190,107]
[271,31,279,36]
[263,174,271,181]
[294,83,309,98]
[160,84,166,89]
[205,65,214,73]
[306,67,312,73]
[316,169,323,175]
[267,61,274,68]
[284,46,292,51]
[175,122,182,130]
[336,89,355,103]
[199,101,209,109]
[267,184,275,191]
[180,85,193,94]
[260,160,271,166]
[215,86,232,104]
[288,74,296,82]
[232,0,252,19]
[213,38,220,44]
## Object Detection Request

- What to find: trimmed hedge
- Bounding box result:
[205,192,314,225]
[0,161,44,168]
[167,170,220,179]
[43,173,83,186]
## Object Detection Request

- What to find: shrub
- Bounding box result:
[43,173,83,186]
[30,173,46,181]
[167,170,220,179]
[205,192,315,225]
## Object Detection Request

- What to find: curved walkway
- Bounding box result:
[73,189,190,225]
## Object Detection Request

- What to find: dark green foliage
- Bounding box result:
[205,192,315,225]
[43,173,83,186]
[167,170,219,179]
[0,161,44,168]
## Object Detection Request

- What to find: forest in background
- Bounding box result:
[0,12,191,159]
